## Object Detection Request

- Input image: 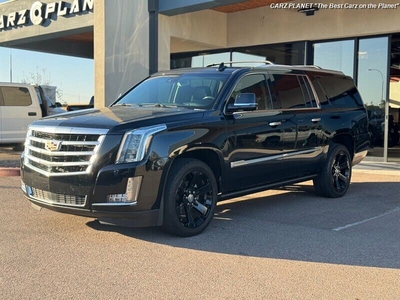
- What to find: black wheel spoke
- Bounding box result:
[334,177,341,191]
[338,173,348,183]
[185,205,196,227]
[193,201,208,215]
[339,161,349,170]
[188,172,202,190]
[193,183,212,196]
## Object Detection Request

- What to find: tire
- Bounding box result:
[313,143,352,198]
[162,158,217,237]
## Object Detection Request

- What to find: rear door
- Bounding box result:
[0,85,41,144]
[266,71,324,179]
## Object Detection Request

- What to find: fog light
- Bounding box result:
[107,176,142,205]
[107,194,128,203]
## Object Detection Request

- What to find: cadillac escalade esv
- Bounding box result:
[20,62,370,236]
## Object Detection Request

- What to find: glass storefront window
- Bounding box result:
[191,52,231,67]
[170,42,306,69]
[233,43,305,65]
[357,36,389,159]
[170,52,231,69]
[313,40,355,77]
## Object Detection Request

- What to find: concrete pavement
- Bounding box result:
[0,146,21,176]
[2,172,400,299]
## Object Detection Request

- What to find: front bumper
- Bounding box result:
[20,158,168,227]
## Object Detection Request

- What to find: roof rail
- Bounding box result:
[291,65,322,69]
[206,61,274,68]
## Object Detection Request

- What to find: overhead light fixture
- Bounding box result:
[298,6,319,16]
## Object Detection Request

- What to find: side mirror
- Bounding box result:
[55,102,62,107]
[226,93,258,113]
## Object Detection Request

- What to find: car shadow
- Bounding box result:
[86,181,400,269]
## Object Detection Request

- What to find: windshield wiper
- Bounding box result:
[138,103,180,108]
[113,103,133,107]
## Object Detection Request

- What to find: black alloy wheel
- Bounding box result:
[331,149,351,194]
[313,143,352,198]
[163,158,217,237]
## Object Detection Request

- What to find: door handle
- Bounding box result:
[311,118,321,123]
[269,122,281,127]
[28,112,37,116]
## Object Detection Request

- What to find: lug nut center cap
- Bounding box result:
[187,194,194,203]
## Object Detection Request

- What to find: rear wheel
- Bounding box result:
[162,158,217,237]
[313,143,352,198]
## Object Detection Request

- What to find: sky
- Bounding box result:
[0,0,93,105]
[0,47,94,105]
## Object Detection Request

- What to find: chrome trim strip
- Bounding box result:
[29,136,101,146]
[28,125,109,135]
[230,147,321,168]
[305,74,321,109]
[25,163,90,177]
[26,145,95,157]
[25,153,91,167]
[92,203,137,207]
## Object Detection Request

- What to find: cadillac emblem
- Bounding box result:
[45,140,62,151]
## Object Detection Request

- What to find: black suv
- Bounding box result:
[21,62,370,236]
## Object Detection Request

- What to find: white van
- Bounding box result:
[0,82,64,146]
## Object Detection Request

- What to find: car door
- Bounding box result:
[223,73,289,192]
[0,85,41,144]
[266,71,324,179]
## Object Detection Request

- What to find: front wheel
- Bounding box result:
[162,158,217,237]
[313,143,352,198]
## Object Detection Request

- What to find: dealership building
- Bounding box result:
[0,0,399,162]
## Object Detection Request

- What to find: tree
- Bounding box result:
[20,68,63,102]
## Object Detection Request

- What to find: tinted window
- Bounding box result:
[230,74,270,110]
[0,87,32,106]
[268,74,315,109]
[317,74,363,108]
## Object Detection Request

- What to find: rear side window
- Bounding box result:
[268,74,316,109]
[316,74,363,108]
[0,87,32,106]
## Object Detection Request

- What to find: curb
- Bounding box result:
[0,167,21,177]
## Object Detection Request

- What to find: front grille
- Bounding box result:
[28,186,86,207]
[24,125,109,177]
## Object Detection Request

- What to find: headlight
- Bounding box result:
[115,124,167,164]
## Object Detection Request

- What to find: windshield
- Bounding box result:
[112,73,230,109]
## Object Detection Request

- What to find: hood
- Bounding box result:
[32,106,205,134]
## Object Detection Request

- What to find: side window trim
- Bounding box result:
[303,75,321,109]
[296,75,308,107]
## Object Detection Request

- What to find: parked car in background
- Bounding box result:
[44,96,65,116]
[368,109,400,147]
[66,96,94,111]
[21,62,370,236]
[0,82,64,148]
